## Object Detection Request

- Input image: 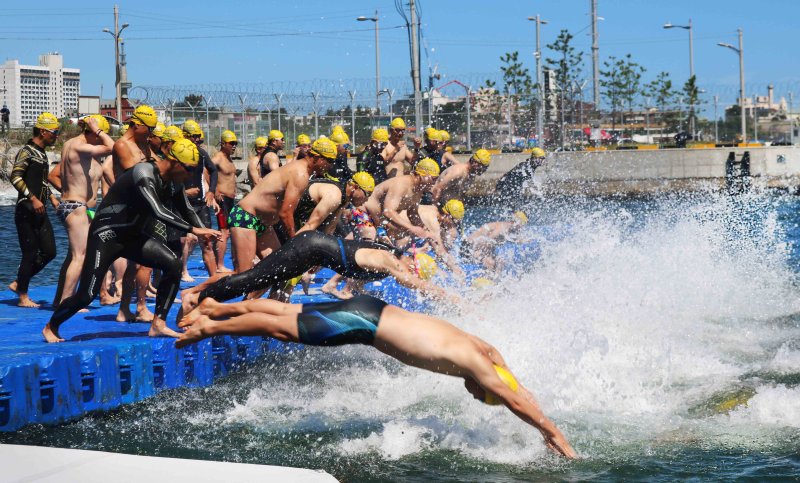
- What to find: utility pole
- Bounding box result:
[790,92,794,145]
[410,0,423,132]
[713,95,719,143]
[718,29,746,143]
[528,15,548,148]
[356,11,380,115]
[591,0,600,108]
[348,90,357,145]
[103,5,129,121]
[274,93,283,132]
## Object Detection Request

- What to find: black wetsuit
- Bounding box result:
[293,177,345,229]
[199,231,403,303]
[184,146,217,228]
[421,146,444,170]
[494,160,539,200]
[330,151,353,183]
[10,140,56,295]
[296,295,387,346]
[259,147,281,178]
[356,148,388,185]
[49,161,204,331]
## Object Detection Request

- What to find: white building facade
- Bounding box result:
[0,53,80,128]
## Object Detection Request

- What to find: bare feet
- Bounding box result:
[148,318,181,338]
[42,323,64,343]
[8,280,18,294]
[136,306,155,322]
[17,294,40,308]
[100,294,121,305]
[116,306,136,322]
[181,272,195,283]
[180,290,200,316]
[179,297,219,327]
[301,272,313,295]
[216,266,232,273]
[175,315,212,348]
[320,282,338,295]
[78,308,90,313]
[145,288,157,299]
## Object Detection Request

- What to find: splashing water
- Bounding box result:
[3,193,800,480]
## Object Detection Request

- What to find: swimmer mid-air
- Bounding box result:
[176,294,577,459]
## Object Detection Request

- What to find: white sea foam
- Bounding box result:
[220,192,800,463]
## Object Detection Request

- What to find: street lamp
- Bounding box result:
[527,15,548,148]
[357,11,380,116]
[664,19,695,138]
[102,13,129,121]
[718,29,746,143]
[378,88,394,121]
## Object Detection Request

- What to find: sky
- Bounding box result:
[2,0,799,109]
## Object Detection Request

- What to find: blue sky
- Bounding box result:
[2,0,798,108]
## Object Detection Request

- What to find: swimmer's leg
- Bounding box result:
[176,311,299,348]
[121,236,182,338]
[180,297,300,327]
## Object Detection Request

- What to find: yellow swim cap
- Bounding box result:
[332,125,345,133]
[221,130,237,143]
[310,137,337,160]
[414,253,438,280]
[130,105,158,128]
[296,133,311,145]
[151,121,166,138]
[424,127,438,139]
[415,158,441,177]
[446,146,453,153]
[118,123,129,136]
[372,128,389,143]
[181,119,202,136]
[514,211,529,224]
[268,129,284,141]
[350,171,376,193]
[35,112,59,130]
[484,365,519,405]
[439,130,451,142]
[531,147,546,159]
[169,138,200,167]
[442,199,465,221]
[83,114,110,134]
[390,117,406,129]
[329,129,350,145]
[161,125,183,143]
[473,148,492,166]
[429,130,444,142]
[254,136,268,149]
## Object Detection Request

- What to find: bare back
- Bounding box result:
[238,159,310,226]
[364,175,419,223]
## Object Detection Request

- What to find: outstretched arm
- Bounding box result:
[467,357,577,459]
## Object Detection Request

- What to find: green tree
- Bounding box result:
[682,75,701,137]
[644,72,679,134]
[546,29,585,144]
[600,54,645,130]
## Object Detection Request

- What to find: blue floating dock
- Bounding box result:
[0,241,506,432]
[0,254,340,432]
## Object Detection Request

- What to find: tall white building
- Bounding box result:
[0,53,80,128]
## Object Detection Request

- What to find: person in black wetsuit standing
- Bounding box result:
[180,120,219,280]
[42,138,222,343]
[356,128,390,185]
[329,128,354,183]
[259,129,284,179]
[9,112,60,308]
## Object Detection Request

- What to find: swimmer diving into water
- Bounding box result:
[180,230,458,313]
[176,294,577,459]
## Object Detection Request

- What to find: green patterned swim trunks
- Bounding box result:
[228,204,266,235]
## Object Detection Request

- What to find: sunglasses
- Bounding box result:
[42,128,60,136]
[226,141,238,146]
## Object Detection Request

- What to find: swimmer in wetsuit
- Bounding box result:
[9,112,60,308]
[42,138,222,343]
[176,294,576,459]
[179,230,456,313]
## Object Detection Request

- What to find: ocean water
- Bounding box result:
[1,192,800,481]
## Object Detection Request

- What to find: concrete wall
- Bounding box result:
[462,146,800,196]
